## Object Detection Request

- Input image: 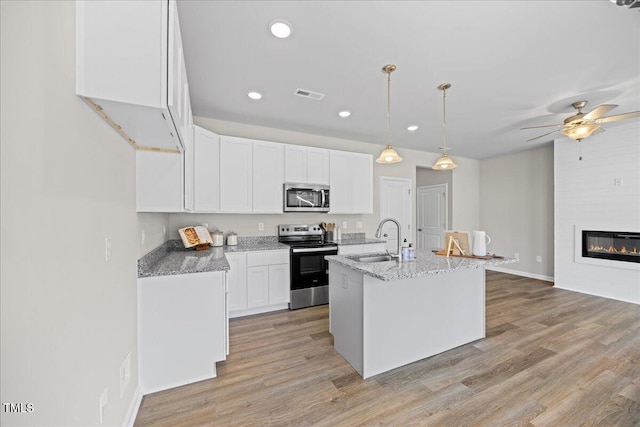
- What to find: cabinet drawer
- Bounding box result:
[246,250,289,267]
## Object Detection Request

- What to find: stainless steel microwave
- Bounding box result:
[283,183,330,212]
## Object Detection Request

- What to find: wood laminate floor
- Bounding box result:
[135,272,640,426]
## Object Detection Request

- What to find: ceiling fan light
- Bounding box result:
[432,154,457,170]
[376,146,403,164]
[562,124,600,140]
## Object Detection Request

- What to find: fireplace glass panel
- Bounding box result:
[582,230,640,264]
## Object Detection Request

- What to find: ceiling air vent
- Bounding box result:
[294,88,325,101]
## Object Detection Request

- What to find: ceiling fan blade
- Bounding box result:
[594,111,640,124]
[520,123,564,130]
[591,127,606,136]
[526,128,561,142]
[583,104,617,121]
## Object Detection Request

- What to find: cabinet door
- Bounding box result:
[247,266,269,308]
[183,124,194,212]
[225,252,247,312]
[306,148,330,185]
[350,153,373,214]
[136,151,183,212]
[193,126,220,212]
[268,264,290,304]
[329,150,351,213]
[284,145,307,183]
[220,136,253,212]
[76,0,166,107]
[167,0,183,134]
[253,141,284,213]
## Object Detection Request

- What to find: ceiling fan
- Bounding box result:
[521,101,640,142]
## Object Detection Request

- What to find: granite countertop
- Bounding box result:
[326,250,517,281]
[138,234,385,278]
[138,237,290,278]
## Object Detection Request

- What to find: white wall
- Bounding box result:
[480,146,554,280]
[1,2,157,425]
[170,117,481,242]
[554,122,640,304]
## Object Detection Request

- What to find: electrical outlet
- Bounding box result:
[356,221,363,229]
[514,252,519,259]
[342,221,348,229]
[258,222,264,231]
[119,353,131,398]
[105,238,112,262]
[141,229,145,246]
[99,388,108,424]
[614,177,623,187]
[536,255,542,263]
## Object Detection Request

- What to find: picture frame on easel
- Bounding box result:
[444,231,471,256]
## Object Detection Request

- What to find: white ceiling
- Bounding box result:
[177,1,640,160]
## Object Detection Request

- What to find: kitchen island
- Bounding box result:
[325,251,516,379]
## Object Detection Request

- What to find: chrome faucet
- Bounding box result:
[375,218,403,263]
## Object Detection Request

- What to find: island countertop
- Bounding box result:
[325,250,517,281]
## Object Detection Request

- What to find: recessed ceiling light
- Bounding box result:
[269,19,292,38]
[338,110,351,118]
[407,125,419,131]
[247,91,262,100]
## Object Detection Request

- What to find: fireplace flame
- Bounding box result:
[589,244,639,255]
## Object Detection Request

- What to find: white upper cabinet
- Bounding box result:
[76,0,191,152]
[329,150,373,214]
[136,151,183,212]
[306,148,331,185]
[193,126,220,213]
[284,145,307,183]
[219,136,284,213]
[220,136,253,212]
[350,152,374,213]
[252,141,284,213]
[284,146,330,185]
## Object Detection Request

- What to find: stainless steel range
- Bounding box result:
[278,224,338,310]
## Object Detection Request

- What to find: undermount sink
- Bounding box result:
[350,254,394,263]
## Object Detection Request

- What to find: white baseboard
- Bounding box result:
[486,266,554,283]
[229,303,289,319]
[123,384,143,427]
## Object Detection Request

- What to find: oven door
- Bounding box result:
[290,246,338,290]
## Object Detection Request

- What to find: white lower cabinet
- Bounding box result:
[225,252,247,312]
[227,249,290,318]
[138,271,226,393]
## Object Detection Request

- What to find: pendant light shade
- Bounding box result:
[432,154,457,170]
[376,64,403,164]
[433,83,457,170]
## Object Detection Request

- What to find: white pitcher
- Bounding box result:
[471,230,492,256]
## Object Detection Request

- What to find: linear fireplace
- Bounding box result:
[582,230,640,264]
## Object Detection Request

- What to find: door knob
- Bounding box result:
[383,233,388,237]
[418,228,423,232]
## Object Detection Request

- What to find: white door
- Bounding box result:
[417,184,447,250]
[379,177,412,254]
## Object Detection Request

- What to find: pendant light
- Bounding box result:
[376,64,403,164]
[432,83,458,170]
